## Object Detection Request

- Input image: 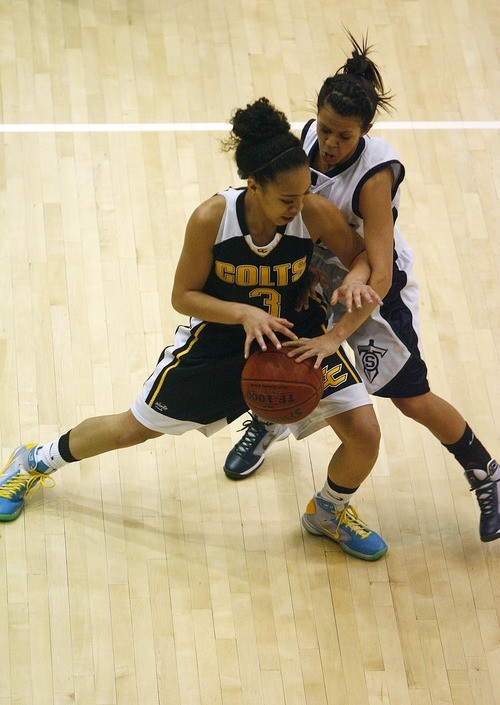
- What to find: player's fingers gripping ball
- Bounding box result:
[241,347,324,423]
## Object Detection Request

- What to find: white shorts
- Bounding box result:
[312,245,430,398]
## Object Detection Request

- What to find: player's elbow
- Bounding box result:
[171,287,188,315]
[371,269,393,300]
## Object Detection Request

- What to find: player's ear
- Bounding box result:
[247,177,258,194]
[363,123,373,136]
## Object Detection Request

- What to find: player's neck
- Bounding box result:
[244,200,277,246]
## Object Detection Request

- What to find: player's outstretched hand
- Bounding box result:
[241,306,296,359]
[282,335,336,369]
[331,282,382,312]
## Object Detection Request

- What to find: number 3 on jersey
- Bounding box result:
[249,287,282,318]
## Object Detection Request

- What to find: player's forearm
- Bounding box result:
[347,252,392,300]
[345,251,371,285]
[172,289,248,326]
[327,301,379,347]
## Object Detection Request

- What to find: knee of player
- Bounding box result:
[361,421,382,456]
[391,395,425,421]
[343,417,381,459]
[342,413,381,463]
[119,412,162,446]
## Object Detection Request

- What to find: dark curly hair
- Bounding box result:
[222,97,308,184]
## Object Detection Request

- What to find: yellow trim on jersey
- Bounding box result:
[334,344,362,383]
[319,315,362,385]
[317,308,362,385]
[148,322,207,407]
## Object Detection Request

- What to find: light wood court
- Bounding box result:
[0,1,499,704]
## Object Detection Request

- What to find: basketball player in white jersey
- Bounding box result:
[224,34,500,544]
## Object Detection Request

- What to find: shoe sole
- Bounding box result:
[0,506,24,522]
[301,514,388,561]
[223,453,266,480]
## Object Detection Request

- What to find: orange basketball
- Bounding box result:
[241,347,324,424]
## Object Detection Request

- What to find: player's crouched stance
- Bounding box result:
[0,97,387,562]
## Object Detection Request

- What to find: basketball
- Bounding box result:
[241,347,324,424]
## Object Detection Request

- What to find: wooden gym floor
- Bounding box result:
[0,1,498,704]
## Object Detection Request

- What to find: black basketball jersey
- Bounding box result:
[195,187,328,356]
[140,187,362,426]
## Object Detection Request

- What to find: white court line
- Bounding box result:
[0,120,498,133]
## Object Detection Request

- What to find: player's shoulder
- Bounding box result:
[363,135,402,162]
[300,118,317,146]
[189,192,227,228]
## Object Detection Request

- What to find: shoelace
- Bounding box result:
[474,480,498,517]
[233,414,267,457]
[333,505,371,540]
[0,471,56,500]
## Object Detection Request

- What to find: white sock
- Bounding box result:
[31,440,67,473]
[319,481,356,512]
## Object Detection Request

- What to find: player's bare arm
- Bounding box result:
[357,167,395,299]
[302,193,364,267]
[301,193,380,306]
[285,193,383,366]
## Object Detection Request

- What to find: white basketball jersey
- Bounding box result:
[301,121,428,396]
[302,120,411,268]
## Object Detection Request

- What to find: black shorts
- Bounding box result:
[131,315,368,436]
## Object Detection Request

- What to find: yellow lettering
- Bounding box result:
[215,261,235,283]
[259,266,272,286]
[324,363,348,388]
[249,288,282,318]
[273,263,291,286]
[235,265,258,286]
[215,256,308,287]
[292,256,307,282]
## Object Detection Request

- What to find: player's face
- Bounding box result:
[316,105,370,170]
[255,166,311,226]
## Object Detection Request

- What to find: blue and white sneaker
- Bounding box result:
[223,413,291,480]
[302,492,388,561]
[0,444,55,521]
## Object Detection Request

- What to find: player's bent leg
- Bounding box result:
[392,393,500,542]
[223,413,290,480]
[391,392,465,444]
[325,405,380,488]
[302,405,387,561]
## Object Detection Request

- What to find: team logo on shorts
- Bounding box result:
[153,401,169,413]
[357,339,387,383]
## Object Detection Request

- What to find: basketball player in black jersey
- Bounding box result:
[0,98,388,561]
